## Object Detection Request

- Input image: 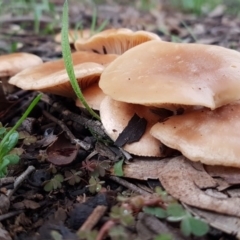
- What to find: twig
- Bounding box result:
[7,165,35,198]
[78,205,107,233]
[109,176,151,196]
[0,210,23,222]
[42,110,91,151]
[0,177,15,187]
[41,94,107,138]
[96,220,115,240]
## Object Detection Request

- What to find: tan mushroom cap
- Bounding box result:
[99,40,240,110]
[0,52,42,77]
[9,51,117,98]
[10,62,104,98]
[150,101,240,167]
[55,29,91,44]
[100,96,165,157]
[74,28,161,55]
[76,83,106,110]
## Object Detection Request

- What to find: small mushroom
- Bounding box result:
[99,40,240,110]
[100,96,166,157]
[0,52,42,93]
[74,28,161,55]
[9,51,117,98]
[150,101,240,168]
[55,29,91,44]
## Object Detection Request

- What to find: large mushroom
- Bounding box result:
[9,51,117,99]
[99,40,240,110]
[150,101,240,167]
[74,28,161,55]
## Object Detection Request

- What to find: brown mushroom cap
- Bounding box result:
[100,96,165,157]
[76,83,106,110]
[9,62,104,98]
[0,52,42,77]
[55,29,91,44]
[74,28,161,55]
[99,40,240,110]
[9,51,117,98]
[150,101,240,167]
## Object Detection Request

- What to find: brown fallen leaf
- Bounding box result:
[121,156,240,217]
[122,158,166,180]
[158,156,240,217]
[204,165,240,185]
[46,133,79,166]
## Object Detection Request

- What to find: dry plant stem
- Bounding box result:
[41,94,107,138]
[42,110,91,151]
[96,220,115,240]
[0,177,15,187]
[109,176,151,196]
[78,205,107,233]
[0,210,22,221]
[7,166,35,198]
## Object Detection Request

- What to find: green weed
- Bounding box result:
[0,94,42,178]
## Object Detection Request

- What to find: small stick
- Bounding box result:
[96,220,115,240]
[41,94,107,138]
[7,165,35,198]
[109,176,151,196]
[78,205,107,233]
[0,177,15,187]
[42,110,91,151]
[0,210,22,222]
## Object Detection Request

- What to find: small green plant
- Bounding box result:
[44,173,64,192]
[144,202,209,237]
[108,225,128,240]
[110,205,134,226]
[87,176,105,193]
[154,234,172,240]
[168,0,222,15]
[0,94,41,178]
[78,230,98,240]
[61,0,100,120]
[64,169,82,185]
[113,158,124,177]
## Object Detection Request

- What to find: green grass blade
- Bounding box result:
[90,6,97,36]
[61,0,100,120]
[0,93,42,151]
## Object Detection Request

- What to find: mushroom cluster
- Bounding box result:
[8,28,240,167]
[98,40,240,166]
[9,28,161,110]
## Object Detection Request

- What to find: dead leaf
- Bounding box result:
[158,156,240,217]
[0,226,12,240]
[122,158,166,180]
[46,133,79,165]
[204,165,240,185]
[115,113,147,147]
